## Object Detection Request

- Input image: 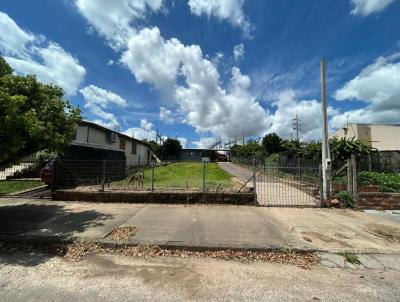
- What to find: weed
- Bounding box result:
[340,252,360,265]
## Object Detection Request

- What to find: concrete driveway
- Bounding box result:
[218,162,319,207]
[1,198,400,253]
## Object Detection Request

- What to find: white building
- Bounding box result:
[331,123,400,151]
[73,120,154,166]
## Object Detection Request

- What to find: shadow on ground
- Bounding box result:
[0,203,114,267]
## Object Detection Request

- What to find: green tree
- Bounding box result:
[303,141,322,161]
[160,138,182,160]
[0,58,81,163]
[230,141,263,157]
[330,137,373,161]
[262,133,284,155]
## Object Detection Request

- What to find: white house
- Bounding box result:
[72,120,154,166]
[331,123,400,151]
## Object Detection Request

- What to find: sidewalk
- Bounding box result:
[1,197,400,254]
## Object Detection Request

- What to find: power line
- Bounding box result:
[292,114,302,141]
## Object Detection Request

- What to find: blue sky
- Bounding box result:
[0,0,399,148]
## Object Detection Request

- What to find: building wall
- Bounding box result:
[124,140,152,166]
[73,124,153,166]
[370,125,400,151]
[331,124,358,140]
[331,124,400,151]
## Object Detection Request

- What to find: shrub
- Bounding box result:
[358,171,400,193]
[337,191,354,208]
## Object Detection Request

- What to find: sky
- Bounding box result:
[0,0,399,148]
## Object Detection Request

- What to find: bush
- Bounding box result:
[337,191,354,208]
[358,171,400,193]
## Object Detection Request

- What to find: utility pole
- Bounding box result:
[321,58,332,204]
[242,131,245,146]
[292,114,301,141]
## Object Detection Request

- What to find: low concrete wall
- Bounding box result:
[54,190,255,205]
[358,193,400,210]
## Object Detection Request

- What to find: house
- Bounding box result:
[72,120,155,166]
[331,123,400,151]
[180,149,230,162]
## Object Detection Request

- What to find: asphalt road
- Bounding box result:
[0,252,399,302]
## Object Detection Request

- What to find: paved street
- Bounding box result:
[1,198,400,253]
[1,251,399,302]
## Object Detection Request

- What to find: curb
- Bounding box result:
[1,234,397,255]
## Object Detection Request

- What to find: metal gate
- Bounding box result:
[256,165,321,207]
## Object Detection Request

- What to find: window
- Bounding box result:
[119,139,126,150]
[131,142,137,154]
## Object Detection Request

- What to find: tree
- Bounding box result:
[303,141,322,161]
[0,57,13,78]
[262,133,284,155]
[330,137,373,161]
[0,57,81,163]
[160,138,182,160]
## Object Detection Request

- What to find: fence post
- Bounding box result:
[202,158,206,192]
[346,158,353,199]
[319,164,323,205]
[101,159,106,192]
[151,160,155,192]
[138,156,141,168]
[351,154,358,206]
[51,157,60,196]
[253,157,257,204]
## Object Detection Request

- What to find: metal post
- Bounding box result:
[321,58,332,204]
[151,160,155,192]
[347,159,353,198]
[101,159,106,192]
[51,157,60,196]
[351,154,358,206]
[202,158,206,192]
[253,157,257,203]
[138,155,141,167]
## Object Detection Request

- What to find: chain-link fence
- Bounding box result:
[231,156,321,206]
[53,159,235,192]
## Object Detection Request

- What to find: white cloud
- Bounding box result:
[0,12,35,58]
[193,137,217,149]
[0,12,86,96]
[74,3,266,144]
[335,54,400,110]
[332,53,400,128]
[159,106,175,123]
[74,0,164,50]
[140,118,154,131]
[188,0,251,36]
[123,118,157,141]
[80,85,128,127]
[267,90,325,140]
[350,0,397,16]
[121,27,269,141]
[233,43,244,61]
[177,137,188,148]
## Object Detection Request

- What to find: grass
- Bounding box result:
[340,252,361,265]
[0,180,45,195]
[113,162,233,190]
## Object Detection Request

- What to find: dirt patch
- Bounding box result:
[0,241,319,270]
[364,223,400,243]
[106,227,137,242]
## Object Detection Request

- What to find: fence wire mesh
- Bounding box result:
[232,157,321,207]
[53,159,234,192]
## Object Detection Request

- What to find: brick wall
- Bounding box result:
[54,190,256,205]
[358,193,400,210]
